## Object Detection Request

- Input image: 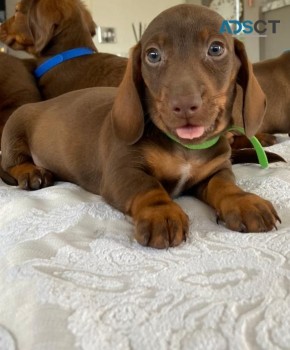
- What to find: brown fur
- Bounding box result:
[0,0,127,99]
[0,52,41,145]
[231,52,290,148]
[1,5,280,249]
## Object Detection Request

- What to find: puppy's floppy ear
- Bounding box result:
[111,44,144,145]
[234,38,266,137]
[27,0,62,54]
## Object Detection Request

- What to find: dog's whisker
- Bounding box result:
[210,92,228,100]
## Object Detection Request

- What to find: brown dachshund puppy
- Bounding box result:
[0,52,41,145]
[231,52,290,148]
[0,0,127,99]
[1,5,280,249]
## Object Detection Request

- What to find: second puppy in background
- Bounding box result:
[0,53,41,145]
[0,0,127,99]
[231,52,290,148]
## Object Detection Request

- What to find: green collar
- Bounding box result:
[166,125,269,169]
[165,133,220,150]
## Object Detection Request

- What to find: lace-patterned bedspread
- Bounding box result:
[1,138,290,350]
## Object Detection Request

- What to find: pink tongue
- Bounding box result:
[176,125,205,140]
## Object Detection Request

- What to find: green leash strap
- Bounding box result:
[228,126,269,169]
[166,125,269,168]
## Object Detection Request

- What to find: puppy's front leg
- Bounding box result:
[1,120,54,190]
[195,168,280,232]
[102,171,189,249]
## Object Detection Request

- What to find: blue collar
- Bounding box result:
[34,47,95,79]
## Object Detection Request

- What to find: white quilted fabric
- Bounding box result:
[1,137,290,350]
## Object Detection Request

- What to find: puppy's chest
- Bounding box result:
[144,145,223,197]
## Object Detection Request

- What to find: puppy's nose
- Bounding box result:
[171,94,202,118]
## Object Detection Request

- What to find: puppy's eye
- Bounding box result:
[146,48,161,64]
[208,41,225,57]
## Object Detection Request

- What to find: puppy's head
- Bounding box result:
[112,4,265,145]
[0,0,97,56]
[0,0,34,52]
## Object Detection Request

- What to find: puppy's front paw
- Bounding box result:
[9,163,54,190]
[218,193,280,232]
[19,167,54,190]
[134,202,189,249]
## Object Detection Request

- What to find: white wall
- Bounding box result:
[260,4,290,60]
[83,0,185,56]
[227,0,289,62]
[5,0,15,17]
[241,0,262,63]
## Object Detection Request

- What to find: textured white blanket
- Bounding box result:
[1,138,290,350]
